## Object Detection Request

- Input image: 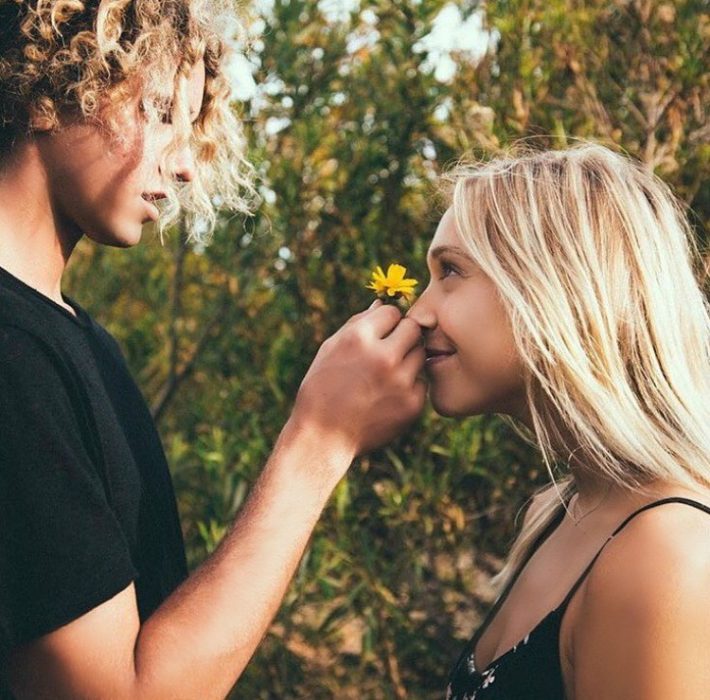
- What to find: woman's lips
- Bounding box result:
[425,348,456,366]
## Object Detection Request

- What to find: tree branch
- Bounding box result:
[151,294,230,423]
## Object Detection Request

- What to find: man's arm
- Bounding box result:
[7,304,426,699]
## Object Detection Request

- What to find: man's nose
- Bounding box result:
[172,145,195,183]
[158,142,196,185]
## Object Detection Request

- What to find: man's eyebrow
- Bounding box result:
[428,244,473,261]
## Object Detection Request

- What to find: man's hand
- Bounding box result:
[292,301,426,459]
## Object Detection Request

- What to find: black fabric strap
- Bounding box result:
[465,499,568,657]
[559,496,710,610]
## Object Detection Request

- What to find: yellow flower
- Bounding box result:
[366,263,418,302]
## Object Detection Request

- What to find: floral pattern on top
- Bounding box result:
[445,609,565,700]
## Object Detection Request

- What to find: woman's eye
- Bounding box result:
[439,261,460,279]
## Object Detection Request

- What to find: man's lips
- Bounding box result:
[142,192,167,203]
[142,198,160,222]
[141,193,165,222]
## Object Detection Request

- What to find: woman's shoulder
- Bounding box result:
[586,492,710,600]
[568,492,710,696]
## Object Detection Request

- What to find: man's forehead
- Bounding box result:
[185,59,206,116]
[143,59,205,114]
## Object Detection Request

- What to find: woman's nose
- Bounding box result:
[407,288,436,329]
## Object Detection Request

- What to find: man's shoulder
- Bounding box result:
[0,323,71,397]
[0,280,64,343]
[0,292,84,392]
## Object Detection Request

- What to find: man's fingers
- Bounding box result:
[385,316,423,356]
[344,308,370,327]
[344,300,399,333]
[362,303,403,338]
[401,345,426,384]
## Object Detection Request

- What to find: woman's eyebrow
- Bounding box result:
[428,244,473,262]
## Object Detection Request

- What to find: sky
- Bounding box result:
[225,2,499,104]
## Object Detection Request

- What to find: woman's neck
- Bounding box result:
[568,471,708,533]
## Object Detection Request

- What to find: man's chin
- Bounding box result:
[85,224,144,248]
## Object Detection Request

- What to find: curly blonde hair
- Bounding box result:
[0,0,256,240]
[442,143,710,590]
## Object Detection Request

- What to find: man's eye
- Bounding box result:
[140,99,173,124]
[157,102,174,124]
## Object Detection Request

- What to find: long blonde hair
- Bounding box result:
[443,143,710,590]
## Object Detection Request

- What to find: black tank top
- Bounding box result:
[446,497,710,699]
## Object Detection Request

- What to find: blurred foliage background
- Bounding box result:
[66,0,708,697]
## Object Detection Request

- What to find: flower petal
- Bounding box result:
[367,263,418,304]
[386,264,407,283]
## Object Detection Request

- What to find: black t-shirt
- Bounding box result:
[0,266,188,694]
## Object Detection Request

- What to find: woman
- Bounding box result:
[0,2,425,697]
[408,144,710,699]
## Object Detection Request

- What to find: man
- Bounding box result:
[0,1,425,696]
